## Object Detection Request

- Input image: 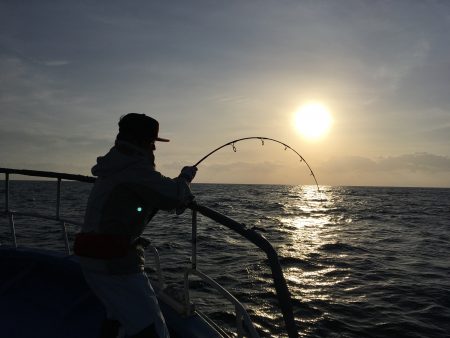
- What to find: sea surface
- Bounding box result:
[1,181,449,337]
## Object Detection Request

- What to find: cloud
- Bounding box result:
[321,153,450,174]
[421,125,450,143]
[0,56,112,139]
[0,129,110,149]
[378,153,450,172]
[0,128,112,173]
[161,153,450,186]
[164,160,316,185]
[41,60,70,67]
[0,57,65,113]
[203,161,283,173]
[370,38,430,93]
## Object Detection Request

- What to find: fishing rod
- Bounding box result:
[193,136,320,192]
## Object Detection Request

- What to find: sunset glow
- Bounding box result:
[294,103,333,140]
[1,2,449,187]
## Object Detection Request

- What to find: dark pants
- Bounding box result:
[99,319,160,338]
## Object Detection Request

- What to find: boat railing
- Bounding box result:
[1,168,298,338]
[183,267,260,338]
[1,168,96,254]
[188,202,298,338]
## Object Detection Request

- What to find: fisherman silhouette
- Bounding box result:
[74,113,197,338]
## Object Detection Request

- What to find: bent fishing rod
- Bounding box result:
[193,136,320,192]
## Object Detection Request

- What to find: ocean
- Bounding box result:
[1,181,449,337]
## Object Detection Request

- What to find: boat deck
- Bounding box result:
[0,247,224,338]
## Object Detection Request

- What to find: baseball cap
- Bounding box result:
[118,113,170,142]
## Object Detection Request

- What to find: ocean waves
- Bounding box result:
[1,182,449,337]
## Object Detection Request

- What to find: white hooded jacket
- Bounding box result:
[77,141,193,274]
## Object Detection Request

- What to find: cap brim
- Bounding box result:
[156,137,170,142]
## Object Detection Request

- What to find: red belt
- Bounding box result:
[74,233,131,259]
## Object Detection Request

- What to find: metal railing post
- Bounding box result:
[183,269,192,315]
[56,178,61,220]
[9,213,17,248]
[148,246,165,289]
[5,173,9,212]
[191,209,197,269]
[61,222,70,255]
[184,268,260,337]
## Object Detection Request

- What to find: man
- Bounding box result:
[74,113,197,338]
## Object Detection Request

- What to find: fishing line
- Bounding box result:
[193,136,321,192]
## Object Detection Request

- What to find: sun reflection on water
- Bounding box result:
[276,185,352,322]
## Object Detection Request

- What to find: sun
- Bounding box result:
[294,102,333,140]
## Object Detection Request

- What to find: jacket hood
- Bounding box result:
[91,142,152,177]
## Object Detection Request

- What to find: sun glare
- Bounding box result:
[294,103,333,140]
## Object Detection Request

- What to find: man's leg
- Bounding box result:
[82,271,169,338]
[129,323,159,338]
[99,319,120,338]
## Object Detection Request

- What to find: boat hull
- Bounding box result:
[0,247,224,338]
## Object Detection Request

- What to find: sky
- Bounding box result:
[1,0,450,187]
